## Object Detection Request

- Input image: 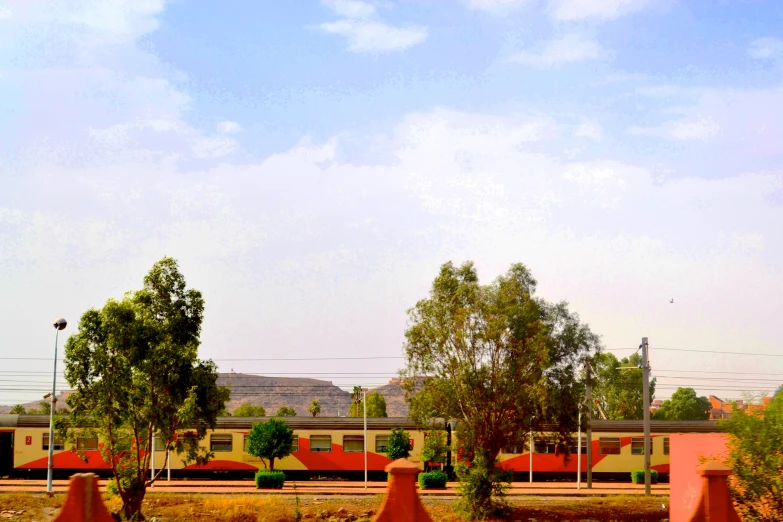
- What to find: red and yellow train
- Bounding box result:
[0,415,721,480]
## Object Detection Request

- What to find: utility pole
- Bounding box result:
[585,360,592,489]
[642,337,651,496]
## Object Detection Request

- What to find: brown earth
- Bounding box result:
[0,492,669,521]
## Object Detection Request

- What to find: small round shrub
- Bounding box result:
[631,469,658,484]
[106,478,119,497]
[418,470,448,489]
[255,470,286,489]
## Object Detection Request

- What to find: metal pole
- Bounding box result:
[167,449,171,481]
[46,329,60,493]
[528,429,533,483]
[363,389,367,489]
[577,409,581,490]
[586,361,593,489]
[151,432,155,487]
[642,337,651,496]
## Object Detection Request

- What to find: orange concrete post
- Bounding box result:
[373,459,432,522]
[53,473,115,522]
[686,461,741,522]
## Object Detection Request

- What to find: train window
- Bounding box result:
[292,435,299,453]
[599,437,621,455]
[534,438,556,454]
[568,436,588,454]
[631,437,653,455]
[375,435,389,453]
[42,434,64,451]
[343,435,364,452]
[76,437,99,451]
[210,434,233,452]
[663,437,670,456]
[310,435,332,453]
[243,435,249,453]
[154,436,166,451]
[501,444,525,454]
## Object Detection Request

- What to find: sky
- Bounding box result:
[1,0,782,406]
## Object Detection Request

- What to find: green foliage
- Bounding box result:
[653,387,711,421]
[254,470,286,489]
[592,352,656,420]
[421,430,448,465]
[350,391,388,418]
[9,405,26,414]
[721,393,783,521]
[455,456,511,520]
[401,261,599,518]
[308,400,321,417]
[630,469,658,484]
[247,418,294,471]
[418,470,448,488]
[275,406,297,417]
[232,403,266,417]
[62,257,229,521]
[387,427,412,460]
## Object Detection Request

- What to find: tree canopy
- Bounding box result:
[721,392,783,521]
[652,387,711,421]
[400,261,599,518]
[232,403,266,417]
[350,391,388,418]
[387,427,412,461]
[591,352,656,420]
[275,406,297,417]
[9,405,26,414]
[63,257,229,520]
[246,418,294,471]
[308,400,321,417]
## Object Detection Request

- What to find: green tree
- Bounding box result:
[387,427,412,460]
[308,400,321,417]
[9,405,26,414]
[721,392,783,521]
[592,352,656,420]
[421,430,449,469]
[401,261,599,519]
[653,387,711,421]
[275,406,297,417]
[63,258,229,521]
[246,418,294,471]
[350,391,388,418]
[233,403,266,417]
[27,401,68,416]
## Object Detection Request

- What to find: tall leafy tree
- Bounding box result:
[275,406,297,417]
[401,261,599,519]
[592,352,656,420]
[63,258,229,520]
[387,427,412,460]
[246,418,294,471]
[350,391,388,418]
[233,403,266,417]
[653,387,710,421]
[9,405,26,414]
[722,393,783,521]
[308,400,321,417]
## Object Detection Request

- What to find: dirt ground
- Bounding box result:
[0,492,670,521]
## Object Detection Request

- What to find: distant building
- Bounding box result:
[650,399,663,414]
[709,395,772,420]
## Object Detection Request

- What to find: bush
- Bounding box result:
[418,470,448,489]
[631,469,658,484]
[255,470,285,489]
[106,478,119,497]
[455,457,511,520]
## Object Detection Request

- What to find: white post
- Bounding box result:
[577,410,581,490]
[642,337,651,496]
[167,449,171,481]
[363,389,368,489]
[529,430,533,483]
[151,432,155,487]
[47,321,65,493]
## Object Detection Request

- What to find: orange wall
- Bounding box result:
[670,433,729,522]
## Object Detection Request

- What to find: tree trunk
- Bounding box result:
[121,479,147,521]
[270,457,275,471]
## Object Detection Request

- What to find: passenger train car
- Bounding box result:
[0,415,721,480]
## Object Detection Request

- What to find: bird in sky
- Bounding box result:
[669,298,674,304]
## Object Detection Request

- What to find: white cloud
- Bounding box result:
[191,136,239,159]
[748,37,783,60]
[0,5,11,19]
[509,34,604,66]
[318,0,427,53]
[217,121,243,134]
[549,0,652,21]
[575,121,603,141]
[463,0,532,12]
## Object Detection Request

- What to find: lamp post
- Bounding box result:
[47,317,67,493]
[363,388,368,489]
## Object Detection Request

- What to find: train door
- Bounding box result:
[0,432,13,477]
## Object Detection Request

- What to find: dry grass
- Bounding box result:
[0,492,669,521]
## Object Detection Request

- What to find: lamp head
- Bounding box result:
[53,318,67,331]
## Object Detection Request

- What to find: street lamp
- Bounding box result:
[47,317,67,493]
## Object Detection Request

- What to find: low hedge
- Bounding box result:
[255,470,286,489]
[631,469,658,484]
[418,470,448,489]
